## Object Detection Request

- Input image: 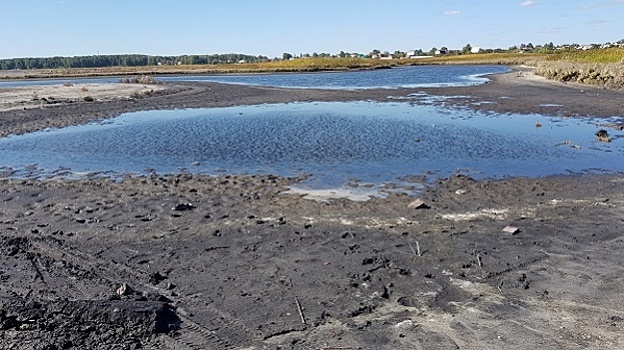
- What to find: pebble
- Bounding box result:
[172,203,195,211]
[407,199,429,209]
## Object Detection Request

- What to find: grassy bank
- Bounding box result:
[533,48,624,88]
[0,58,399,80]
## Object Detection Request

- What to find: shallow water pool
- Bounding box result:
[0,101,622,189]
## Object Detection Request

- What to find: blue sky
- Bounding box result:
[1,0,622,59]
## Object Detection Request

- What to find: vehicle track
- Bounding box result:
[30,235,252,349]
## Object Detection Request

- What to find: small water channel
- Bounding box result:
[1,101,622,192]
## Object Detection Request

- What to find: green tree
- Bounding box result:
[462,43,472,54]
[282,53,293,60]
[393,50,406,58]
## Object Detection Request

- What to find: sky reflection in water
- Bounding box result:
[0,101,623,190]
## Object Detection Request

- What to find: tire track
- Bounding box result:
[31,236,251,349]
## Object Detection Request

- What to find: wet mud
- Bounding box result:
[1,68,624,349]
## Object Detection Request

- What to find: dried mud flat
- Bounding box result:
[1,69,624,349]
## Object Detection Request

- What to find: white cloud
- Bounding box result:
[444,10,461,15]
[521,1,537,6]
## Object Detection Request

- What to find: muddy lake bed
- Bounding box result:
[2,66,624,349]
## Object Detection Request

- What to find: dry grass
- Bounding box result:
[535,62,624,88]
[534,49,624,88]
[404,53,546,66]
[546,48,624,64]
[1,58,398,79]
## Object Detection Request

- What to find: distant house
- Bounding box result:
[519,43,534,53]
[471,47,481,54]
[404,49,427,58]
[435,48,448,55]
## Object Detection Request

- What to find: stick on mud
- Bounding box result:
[295,296,306,325]
[408,241,416,256]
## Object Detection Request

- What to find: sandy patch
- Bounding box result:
[0,83,167,112]
[283,186,379,202]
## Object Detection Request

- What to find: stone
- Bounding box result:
[172,203,195,211]
[502,226,520,235]
[407,199,429,209]
[595,129,611,143]
[116,283,134,296]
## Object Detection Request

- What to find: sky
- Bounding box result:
[1,0,623,59]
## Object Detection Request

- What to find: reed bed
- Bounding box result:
[535,48,624,88]
[404,53,546,66]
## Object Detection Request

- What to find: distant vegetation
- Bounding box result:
[0,53,270,70]
[1,41,622,88]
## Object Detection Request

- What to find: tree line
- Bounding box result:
[0,53,271,70]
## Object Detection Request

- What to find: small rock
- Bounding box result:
[502,226,520,235]
[116,283,134,296]
[455,189,467,195]
[595,129,611,143]
[395,319,414,329]
[407,199,429,209]
[172,203,195,211]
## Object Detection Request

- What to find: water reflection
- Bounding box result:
[0,101,622,191]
